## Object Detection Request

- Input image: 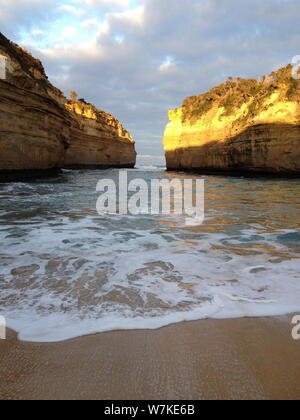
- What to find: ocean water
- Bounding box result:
[0,167,300,342]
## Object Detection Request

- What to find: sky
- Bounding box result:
[0,0,300,161]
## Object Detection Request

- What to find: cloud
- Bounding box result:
[81,18,102,30]
[0,0,55,36]
[1,0,300,156]
[59,5,85,17]
[158,56,176,72]
[72,0,132,7]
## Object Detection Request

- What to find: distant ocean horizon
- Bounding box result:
[136,154,166,170]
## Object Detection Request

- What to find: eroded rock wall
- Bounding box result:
[0,32,136,178]
[164,66,300,175]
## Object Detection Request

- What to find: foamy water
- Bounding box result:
[0,168,300,342]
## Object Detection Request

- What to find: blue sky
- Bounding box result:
[1,0,300,159]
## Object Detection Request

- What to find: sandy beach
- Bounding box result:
[0,315,299,400]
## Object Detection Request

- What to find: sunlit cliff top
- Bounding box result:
[0,32,134,143]
[175,65,300,125]
[0,31,47,78]
[65,99,134,142]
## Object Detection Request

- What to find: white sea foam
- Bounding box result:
[135,165,164,170]
[1,221,300,342]
[0,171,300,342]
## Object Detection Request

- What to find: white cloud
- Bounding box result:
[158,56,176,72]
[1,0,300,156]
[70,0,132,8]
[60,26,79,40]
[30,29,45,37]
[58,5,85,17]
[110,6,145,26]
[1,0,48,6]
[81,18,101,30]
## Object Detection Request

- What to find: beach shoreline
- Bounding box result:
[0,315,299,400]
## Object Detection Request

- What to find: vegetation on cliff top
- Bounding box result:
[0,32,47,79]
[67,93,111,121]
[182,65,300,124]
[0,31,66,99]
[66,93,133,140]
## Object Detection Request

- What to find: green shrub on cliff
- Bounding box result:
[220,94,235,116]
[70,91,78,103]
[188,98,213,120]
[286,77,298,100]
[182,65,299,124]
[0,32,47,80]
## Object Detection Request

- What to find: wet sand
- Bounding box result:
[0,316,300,400]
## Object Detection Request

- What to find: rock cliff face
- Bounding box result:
[0,33,136,179]
[64,102,135,168]
[164,66,300,175]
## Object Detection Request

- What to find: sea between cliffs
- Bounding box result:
[0,166,300,342]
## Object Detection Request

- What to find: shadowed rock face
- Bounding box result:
[164,66,300,175]
[0,32,136,179]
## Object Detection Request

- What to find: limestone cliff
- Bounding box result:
[164,66,300,175]
[0,32,136,179]
[64,101,135,168]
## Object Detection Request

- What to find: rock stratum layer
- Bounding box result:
[0,32,136,178]
[164,66,300,175]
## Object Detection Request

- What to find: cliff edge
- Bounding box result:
[163,66,300,175]
[0,32,136,179]
[64,100,135,169]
